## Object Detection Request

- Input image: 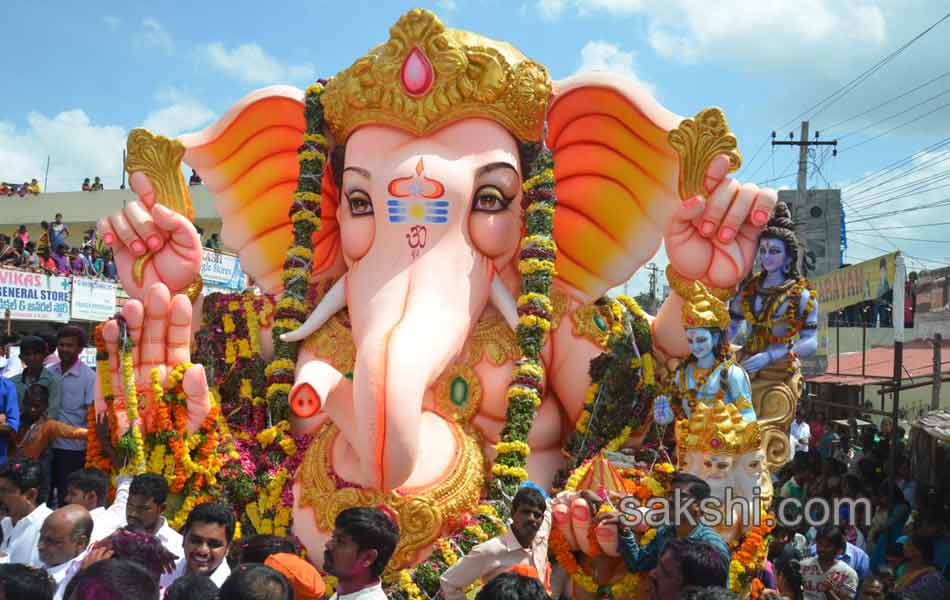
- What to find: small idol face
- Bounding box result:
[686,327,717,360]
[758,237,789,274]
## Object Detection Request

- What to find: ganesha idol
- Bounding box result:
[94,8,780,571]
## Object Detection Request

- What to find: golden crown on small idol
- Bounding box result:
[675,400,762,456]
[680,280,731,331]
[321,8,552,144]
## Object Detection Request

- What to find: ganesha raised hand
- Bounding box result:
[96,282,211,437]
[98,171,203,302]
[665,154,777,291]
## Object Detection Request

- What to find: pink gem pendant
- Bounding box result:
[401,47,434,96]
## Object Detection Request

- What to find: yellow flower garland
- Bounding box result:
[119,342,146,476]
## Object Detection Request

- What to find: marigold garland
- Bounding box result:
[549,528,642,599]
[728,512,775,594]
[740,273,817,355]
[118,333,146,476]
[264,81,327,422]
[488,145,556,505]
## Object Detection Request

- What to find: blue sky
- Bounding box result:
[1,0,948,292]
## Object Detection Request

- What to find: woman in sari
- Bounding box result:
[893,533,949,597]
[869,484,911,573]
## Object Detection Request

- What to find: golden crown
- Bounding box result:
[675,400,762,457]
[320,9,552,144]
[681,280,731,330]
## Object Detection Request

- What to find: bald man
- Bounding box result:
[38,504,93,600]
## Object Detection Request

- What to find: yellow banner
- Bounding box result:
[812,252,897,315]
[812,253,897,357]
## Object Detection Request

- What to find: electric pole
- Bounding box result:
[646,263,659,313]
[771,121,837,210]
[771,121,837,275]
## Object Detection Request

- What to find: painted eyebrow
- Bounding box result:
[342,166,371,178]
[475,162,518,177]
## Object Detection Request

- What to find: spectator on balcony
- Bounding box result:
[50,214,69,248]
[69,248,90,276]
[85,247,103,277]
[204,233,222,251]
[24,242,39,270]
[81,178,92,192]
[102,249,117,280]
[0,235,17,265]
[27,179,41,194]
[91,177,104,191]
[11,238,29,268]
[189,169,202,186]
[37,247,56,273]
[38,221,51,255]
[16,225,29,245]
[51,245,70,275]
[0,183,9,195]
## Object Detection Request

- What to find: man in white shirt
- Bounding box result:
[801,525,859,600]
[441,484,551,600]
[0,458,53,566]
[63,468,130,543]
[160,502,234,589]
[790,411,811,459]
[125,472,183,560]
[38,504,93,600]
[323,507,399,600]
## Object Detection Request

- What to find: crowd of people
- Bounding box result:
[0,218,117,281]
[1,179,41,196]
[767,408,950,599]
[0,337,946,600]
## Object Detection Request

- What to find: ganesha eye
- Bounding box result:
[472,185,512,213]
[346,190,373,216]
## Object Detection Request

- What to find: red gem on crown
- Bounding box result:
[401,48,434,96]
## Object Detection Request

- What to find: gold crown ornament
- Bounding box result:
[320,8,552,144]
[681,280,731,330]
[675,400,762,456]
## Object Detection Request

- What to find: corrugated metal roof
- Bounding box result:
[806,339,950,385]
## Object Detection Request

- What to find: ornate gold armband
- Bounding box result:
[183,275,204,304]
[665,266,734,302]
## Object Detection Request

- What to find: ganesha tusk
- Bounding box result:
[280,276,347,342]
[490,275,519,331]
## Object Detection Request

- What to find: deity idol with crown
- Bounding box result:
[653,280,756,429]
[675,399,767,545]
[727,202,818,470]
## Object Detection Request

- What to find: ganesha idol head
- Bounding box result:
[676,400,764,541]
[182,7,688,495]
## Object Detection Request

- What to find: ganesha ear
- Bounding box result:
[180,85,342,295]
[547,73,683,302]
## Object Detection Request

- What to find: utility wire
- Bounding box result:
[846,221,950,232]
[824,71,950,131]
[847,148,950,202]
[837,89,950,140]
[842,136,950,195]
[778,11,950,129]
[845,198,950,224]
[840,102,950,153]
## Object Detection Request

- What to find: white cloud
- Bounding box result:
[136,18,174,55]
[0,111,126,192]
[437,0,459,11]
[576,41,655,95]
[536,0,568,20]
[201,42,315,85]
[103,15,120,30]
[142,88,214,138]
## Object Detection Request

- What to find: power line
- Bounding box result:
[846,221,950,232]
[841,136,950,195]
[778,11,950,129]
[840,101,950,153]
[846,148,950,203]
[848,233,950,243]
[823,71,950,131]
[837,89,950,140]
[845,198,950,224]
